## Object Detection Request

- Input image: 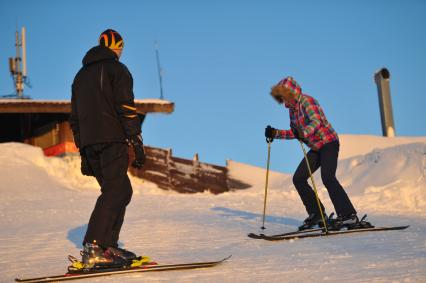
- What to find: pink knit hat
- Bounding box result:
[277,76,302,96]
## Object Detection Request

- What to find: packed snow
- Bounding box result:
[0,135,425,282]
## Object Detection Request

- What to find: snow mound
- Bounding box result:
[227,159,291,191]
[338,142,426,215]
[0,136,425,217]
[228,139,426,217]
[0,142,99,193]
[0,142,179,198]
[339,134,426,159]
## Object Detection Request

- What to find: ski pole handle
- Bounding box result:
[265,125,275,143]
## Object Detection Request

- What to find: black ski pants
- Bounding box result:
[292,141,356,217]
[83,142,132,248]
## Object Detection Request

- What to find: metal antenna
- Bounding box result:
[154,41,164,100]
[4,26,31,99]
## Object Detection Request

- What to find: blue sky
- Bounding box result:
[1,0,425,173]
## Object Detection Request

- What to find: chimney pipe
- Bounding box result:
[374,67,396,137]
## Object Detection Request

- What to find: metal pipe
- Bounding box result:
[374,67,396,137]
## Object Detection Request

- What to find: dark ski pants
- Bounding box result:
[292,141,356,217]
[83,142,132,248]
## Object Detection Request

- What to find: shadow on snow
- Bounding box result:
[67,224,87,249]
[211,206,301,227]
[67,224,125,249]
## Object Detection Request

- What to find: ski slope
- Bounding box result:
[0,135,425,282]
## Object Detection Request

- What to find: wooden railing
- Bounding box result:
[128,146,250,194]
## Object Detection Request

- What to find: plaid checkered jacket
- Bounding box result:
[275,94,339,151]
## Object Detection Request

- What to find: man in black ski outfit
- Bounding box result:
[70,29,145,269]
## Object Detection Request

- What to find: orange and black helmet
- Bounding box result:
[99,29,124,50]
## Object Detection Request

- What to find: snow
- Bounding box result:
[134,99,173,105]
[0,99,173,105]
[338,134,426,159]
[0,135,425,282]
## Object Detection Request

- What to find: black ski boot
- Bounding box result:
[81,243,128,269]
[106,246,138,263]
[328,213,357,230]
[328,214,374,230]
[347,214,374,230]
[298,213,328,231]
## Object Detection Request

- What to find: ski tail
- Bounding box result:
[248,227,323,239]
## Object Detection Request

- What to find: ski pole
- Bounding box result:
[299,140,329,234]
[261,137,273,230]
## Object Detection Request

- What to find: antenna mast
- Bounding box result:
[6,26,30,99]
[155,41,164,100]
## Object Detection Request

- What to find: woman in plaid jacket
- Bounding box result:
[265,76,358,230]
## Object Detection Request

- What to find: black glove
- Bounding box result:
[265,125,276,142]
[129,135,146,169]
[291,125,304,140]
[80,151,94,176]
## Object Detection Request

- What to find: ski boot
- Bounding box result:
[81,242,128,270]
[298,213,328,231]
[106,246,138,263]
[327,213,357,231]
[328,214,374,230]
[346,214,374,230]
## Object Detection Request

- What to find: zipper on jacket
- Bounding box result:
[100,65,104,92]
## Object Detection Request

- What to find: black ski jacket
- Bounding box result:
[70,45,141,149]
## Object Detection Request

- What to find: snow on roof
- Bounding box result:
[0,99,70,104]
[0,99,174,114]
[134,99,172,104]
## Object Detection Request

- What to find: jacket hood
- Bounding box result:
[82,45,118,66]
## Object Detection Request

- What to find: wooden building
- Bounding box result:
[0,99,174,156]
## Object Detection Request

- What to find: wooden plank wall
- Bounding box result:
[128,146,250,194]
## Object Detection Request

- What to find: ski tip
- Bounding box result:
[377,225,410,230]
[222,255,232,262]
[399,225,410,229]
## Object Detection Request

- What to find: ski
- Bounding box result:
[248,227,323,239]
[257,225,409,241]
[15,255,232,283]
[248,213,338,239]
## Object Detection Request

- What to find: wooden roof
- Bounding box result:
[0,99,174,114]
